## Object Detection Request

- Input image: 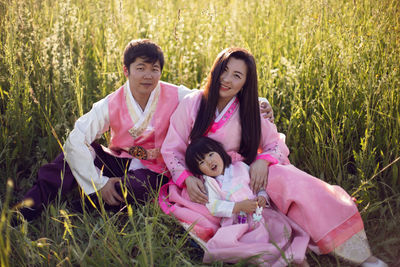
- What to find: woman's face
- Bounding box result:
[198,151,224,177]
[218,57,247,107]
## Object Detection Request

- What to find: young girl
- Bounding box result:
[185,136,310,267]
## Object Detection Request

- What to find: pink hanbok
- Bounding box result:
[203,161,309,266]
[160,90,372,264]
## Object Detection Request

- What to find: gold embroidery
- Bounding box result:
[129,146,148,160]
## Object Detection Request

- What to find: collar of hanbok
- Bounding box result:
[214,164,246,201]
[207,96,239,134]
[215,164,233,192]
[124,80,160,139]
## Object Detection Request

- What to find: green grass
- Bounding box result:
[0,0,399,266]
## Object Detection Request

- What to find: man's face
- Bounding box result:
[124,57,162,99]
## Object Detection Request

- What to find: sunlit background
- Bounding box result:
[0,0,399,265]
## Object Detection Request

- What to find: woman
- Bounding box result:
[160,47,386,266]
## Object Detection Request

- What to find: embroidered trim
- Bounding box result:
[206,98,239,135]
[119,146,160,160]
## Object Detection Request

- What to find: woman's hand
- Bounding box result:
[259,100,274,123]
[233,199,258,214]
[99,177,124,206]
[185,176,208,204]
[250,159,269,193]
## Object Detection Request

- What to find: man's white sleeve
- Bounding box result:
[63,97,111,195]
[177,85,195,101]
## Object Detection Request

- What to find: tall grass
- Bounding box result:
[0,0,399,265]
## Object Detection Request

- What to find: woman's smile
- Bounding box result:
[220,83,230,91]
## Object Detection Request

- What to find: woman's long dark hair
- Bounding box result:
[189,48,261,165]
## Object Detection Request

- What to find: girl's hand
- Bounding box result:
[256,196,267,208]
[185,176,208,204]
[233,199,258,214]
[250,159,269,193]
[99,177,124,206]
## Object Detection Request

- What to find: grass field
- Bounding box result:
[0,0,399,266]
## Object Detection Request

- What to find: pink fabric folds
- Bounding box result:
[168,184,221,241]
[204,208,310,266]
[316,213,364,254]
[202,161,310,266]
[266,164,363,253]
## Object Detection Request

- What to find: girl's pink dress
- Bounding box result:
[160,90,366,261]
[203,161,309,266]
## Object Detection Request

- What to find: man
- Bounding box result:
[16,39,273,221]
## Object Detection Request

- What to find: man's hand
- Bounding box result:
[185,176,208,204]
[233,199,258,214]
[259,100,274,123]
[250,159,269,193]
[99,177,123,206]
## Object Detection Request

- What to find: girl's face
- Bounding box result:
[218,57,247,109]
[198,151,225,177]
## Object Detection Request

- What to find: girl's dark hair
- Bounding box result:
[189,48,261,165]
[185,137,232,176]
[123,39,164,71]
